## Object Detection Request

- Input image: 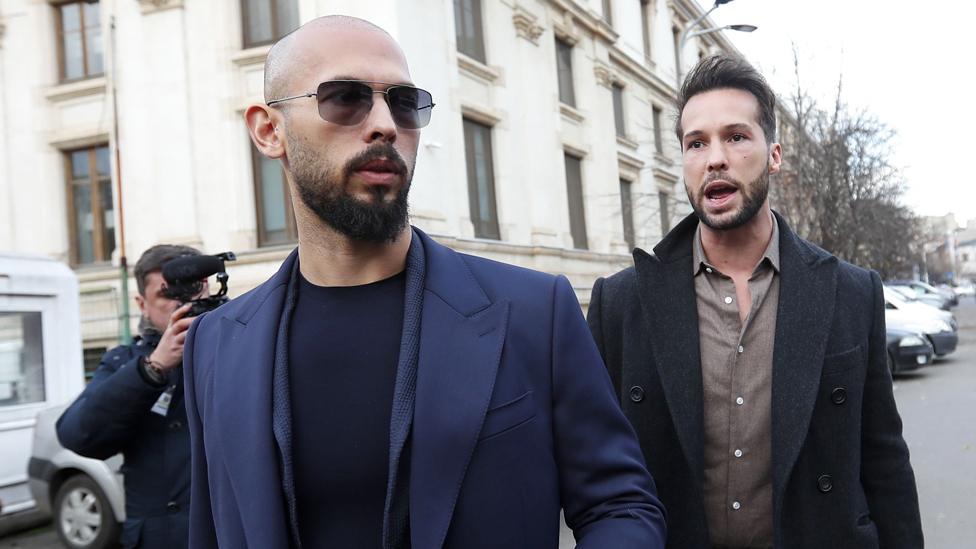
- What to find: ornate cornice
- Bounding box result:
[138,0,185,14]
[593,60,615,89]
[512,6,544,45]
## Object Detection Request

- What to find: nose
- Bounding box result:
[706,142,729,173]
[362,93,398,144]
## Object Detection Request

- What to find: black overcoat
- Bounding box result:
[587,212,923,549]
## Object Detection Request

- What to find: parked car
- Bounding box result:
[951,282,975,298]
[28,404,124,549]
[884,287,958,357]
[889,279,958,307]
[888,284,951,311]
[886,327,934,374]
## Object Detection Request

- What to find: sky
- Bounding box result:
[701,0,976,226]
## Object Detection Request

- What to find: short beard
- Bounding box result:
[688,164,769,231]
[290,139,412,244]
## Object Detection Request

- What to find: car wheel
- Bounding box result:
[53,474,121,549]
[887,351,898,374]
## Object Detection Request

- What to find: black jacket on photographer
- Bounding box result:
[57,331,190,549]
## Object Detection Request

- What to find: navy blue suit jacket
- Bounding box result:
[183,228,666,548]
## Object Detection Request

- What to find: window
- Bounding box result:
[641,0,653,61]
[602,0,613,26]
[672,26,682,78]
[454,0,486,62]
[241,0,299,48]
[555,38,576,107]
[652,106,664,154]
[0,312,45,407]
[82,346,107,382]
[55,1,103,81]
[252,146,297,246]
[620,180,635,250]
[612,84,626,138]
[463,119,500,239]
[564,154,588,249]
[659,191,671,236]
[66,145,115,265]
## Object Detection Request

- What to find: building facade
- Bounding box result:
[0,0,742,365]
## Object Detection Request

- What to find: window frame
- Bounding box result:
[564,153,588,250]
[54,0,103,82]
[555,38,577,108]
[454,0,487,63]
[620,179,635,250]
[240,0,299,49]
[65,145,114,266]
[612,83,626,138]
[462,117,501,240]
[251,145,298,247]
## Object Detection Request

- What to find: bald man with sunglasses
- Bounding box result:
[182,15,665,549]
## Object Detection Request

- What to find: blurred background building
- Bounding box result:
[0,0,744,372]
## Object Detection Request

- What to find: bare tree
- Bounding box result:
[772,50,921,278]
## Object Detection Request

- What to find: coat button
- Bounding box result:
[831,387,847,405]
[168,421,183,430]
[817,474,833,493]
[629,385,645,403]
[166,501,180,513]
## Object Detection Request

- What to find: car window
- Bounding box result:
[0,312,46,407]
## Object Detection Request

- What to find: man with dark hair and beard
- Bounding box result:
[182,15,665,549]
[586,54,922,549]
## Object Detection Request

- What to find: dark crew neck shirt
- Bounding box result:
[289,270,405,549]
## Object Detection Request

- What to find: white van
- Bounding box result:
[0,253,84,530]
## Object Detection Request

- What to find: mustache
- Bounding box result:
[702,171,742,188]
[344,144,408,176]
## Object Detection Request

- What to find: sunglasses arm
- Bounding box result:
[266,91,317,107]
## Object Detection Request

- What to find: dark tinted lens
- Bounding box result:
[316,81,373,125]
[387,86,434,129]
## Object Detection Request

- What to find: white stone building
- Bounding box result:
[0,0,743,367]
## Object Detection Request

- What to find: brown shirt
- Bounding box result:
[693,219,780,549]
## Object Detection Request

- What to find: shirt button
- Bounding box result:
[724,296,733,304]
[737,345,744,353]
[706,267,713,274]
[732,501,741,510]
[734,449,743,458]
[735,397,744,405]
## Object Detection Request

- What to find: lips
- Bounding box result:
[353,158,404,185]
[703,180,738,207]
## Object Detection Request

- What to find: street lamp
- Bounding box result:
[676,0,757,85]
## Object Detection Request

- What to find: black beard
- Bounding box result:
[688,165,769,231]
[291,143,411,243]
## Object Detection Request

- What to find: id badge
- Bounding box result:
[151,385,176,417]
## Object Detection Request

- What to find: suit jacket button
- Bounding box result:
[166,501,180,513]
[168,421,183,430]
[831,387,847,405]
[817,474,833,493]
[629,385,645,403]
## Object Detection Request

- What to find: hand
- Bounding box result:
[147,303,194,372]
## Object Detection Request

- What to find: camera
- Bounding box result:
[161,252,237,317]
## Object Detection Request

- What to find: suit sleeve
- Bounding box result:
[183,316,219,549]
[56,347,168,460]
[551,275,667,548]
[861,271,923,547]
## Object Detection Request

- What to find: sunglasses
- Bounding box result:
[266,80,435,129]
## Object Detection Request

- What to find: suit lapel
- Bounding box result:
[212,251,297,548]
[770,214,837,514]
[634,215,705,485]
[409,231,509,549]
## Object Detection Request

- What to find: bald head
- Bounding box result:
[264,16,398,103]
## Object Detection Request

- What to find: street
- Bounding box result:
[5,303,976,549]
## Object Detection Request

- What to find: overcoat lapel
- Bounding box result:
[769,212,837,518]
[212,251,297,548]
[409,231,509,549]
[634,213,706,488]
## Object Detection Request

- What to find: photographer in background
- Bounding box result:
[57,244,205,549]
